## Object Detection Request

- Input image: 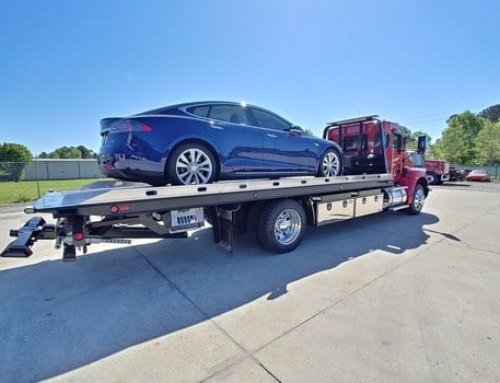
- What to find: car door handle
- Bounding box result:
[266,133,278,138]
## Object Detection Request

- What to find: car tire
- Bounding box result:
[318,148,343,177]
[168,143,217,185]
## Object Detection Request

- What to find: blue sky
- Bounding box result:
[1,0,499,155]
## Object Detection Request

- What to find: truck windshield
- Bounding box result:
[408,151,425,168]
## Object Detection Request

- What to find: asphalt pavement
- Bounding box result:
[0,181,499,382]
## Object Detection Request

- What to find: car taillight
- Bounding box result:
[110,120,153,132]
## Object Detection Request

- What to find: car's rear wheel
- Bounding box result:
[318,148,343,177]
[168,143,217,185]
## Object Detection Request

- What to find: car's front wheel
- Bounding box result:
[318,148,343,177]
[168,143,217,185]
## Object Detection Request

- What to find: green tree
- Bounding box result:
[77,145,96,159]
[428,138,444,159]
[439,111,485,164]
[49,146,82,159]
[303,128,315,137]
[476,120,500,165]
[478,104,500,123]
[0,143,33,181]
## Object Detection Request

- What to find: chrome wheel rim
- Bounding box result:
[274,209,302,245]
[175,148,213,185]
[413,188,425,211]
[322,152,340,176]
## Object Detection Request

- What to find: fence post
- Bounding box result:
[34,157,41,198]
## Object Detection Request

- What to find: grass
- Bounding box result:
[0,178,110,204]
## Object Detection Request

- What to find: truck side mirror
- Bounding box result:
[417,136,427,153]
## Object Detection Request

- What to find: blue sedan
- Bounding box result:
[98,101,344,186]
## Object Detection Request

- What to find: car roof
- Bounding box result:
[135,101,289,121]
[137,101,249,116]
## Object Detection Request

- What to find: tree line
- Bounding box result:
[427,104,500,165]
[0,144,96,181]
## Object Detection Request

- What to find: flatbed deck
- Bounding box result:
[29,174,394,217]
[3,173,398,259]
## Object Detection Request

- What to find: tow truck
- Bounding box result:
[2,115,429,261]
[425,159,451,185]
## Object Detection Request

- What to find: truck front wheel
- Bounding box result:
[408,184,425,215]
[258,199,306,254]
[427,172,438,185]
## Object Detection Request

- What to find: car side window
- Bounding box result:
[189,105,210,117]
[251,108,291,131]
[208,105,247,124]
[188,105,247,125]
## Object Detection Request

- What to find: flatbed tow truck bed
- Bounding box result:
[2,174,402,260]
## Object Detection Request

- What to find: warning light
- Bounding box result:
[110,205,119,213]
[74,232,84,241]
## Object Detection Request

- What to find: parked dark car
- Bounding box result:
[98,101,344,185]
[465,169,490,182]
[449,166,467,181]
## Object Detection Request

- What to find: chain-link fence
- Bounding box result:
[0,160,105,204]
[0,162,25,182]
[0,159,101,182]
[451,163,500,179]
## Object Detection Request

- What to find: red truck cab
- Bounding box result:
[323,115,429,209]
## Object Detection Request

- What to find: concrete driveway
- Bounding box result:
[1,182,499,382]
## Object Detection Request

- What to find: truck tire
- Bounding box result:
[407,184,425,215]
[427,172,438,185]
[245,202,266,241]
[257,199,306,254]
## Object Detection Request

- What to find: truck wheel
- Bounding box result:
[245,202,266,241]
[408,184,425,215]
[318,148,343,177]
[258,199,306,254]
[427,172,438,185]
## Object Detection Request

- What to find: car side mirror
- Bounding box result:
[288,125,304,136]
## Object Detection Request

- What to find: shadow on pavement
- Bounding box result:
[0,211,442,382]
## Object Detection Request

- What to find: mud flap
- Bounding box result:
[209,207,234,255]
